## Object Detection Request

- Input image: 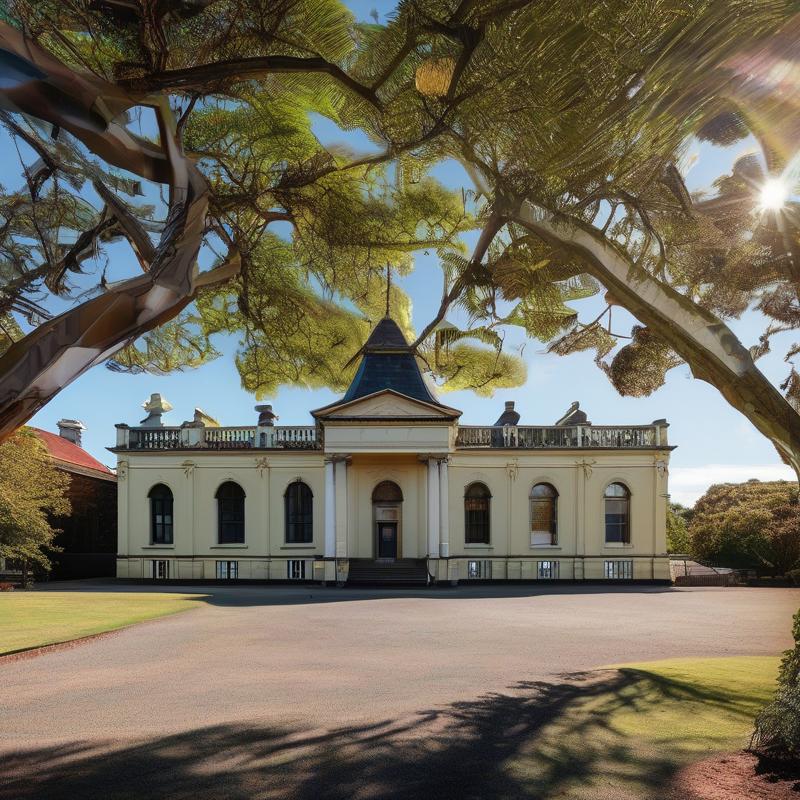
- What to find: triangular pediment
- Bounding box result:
[312,389,461,420]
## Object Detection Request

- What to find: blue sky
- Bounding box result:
[13,1,799,504]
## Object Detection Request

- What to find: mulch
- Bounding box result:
[671,752,800,799]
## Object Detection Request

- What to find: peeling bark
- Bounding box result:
[513,203,800,478]
[0,23,231,442]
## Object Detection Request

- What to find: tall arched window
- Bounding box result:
[285,481,313,543]
[530,483,558,546]
[464,482,491,544]
[604,483,630,544]
[148,484,173,545]
[216,481,245,544]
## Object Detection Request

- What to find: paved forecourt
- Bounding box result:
[1,583,797,743]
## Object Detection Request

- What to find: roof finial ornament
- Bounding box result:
[385,262,391,318]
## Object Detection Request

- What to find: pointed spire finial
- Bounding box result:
[385,262,392,318]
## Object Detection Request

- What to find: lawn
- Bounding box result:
[506,655,780,799]
[0,591,204,655]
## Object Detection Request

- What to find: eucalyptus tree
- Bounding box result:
[0,0,522,442]
[3,0,800,481]
[351,0,800,476]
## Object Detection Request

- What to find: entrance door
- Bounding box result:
[377,522,398,559]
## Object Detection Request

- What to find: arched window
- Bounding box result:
[372,481,403,503]
[148,484,173,545]
[285,481,313,543]
[216,482,245,544]
[464,482,491,544]
[605,483,630,544]
[530,483,558,546]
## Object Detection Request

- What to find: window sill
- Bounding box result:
[530,544,561,550]
[143,545,174,549]
[464,545,493,550]
[210,545,248,549]
[280,545,316,550]
[604,543,634,549]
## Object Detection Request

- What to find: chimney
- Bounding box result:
[140,393,173,427]
[493,400,520,427]
[255,404,278,426]
[57,419,86,447]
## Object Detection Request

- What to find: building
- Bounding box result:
[33,421,117,579]
[113,317,673,585]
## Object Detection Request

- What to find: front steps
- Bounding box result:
[346,558,429,587]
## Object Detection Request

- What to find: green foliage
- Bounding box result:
[0,428,70,573]
[689,480,800,574]
[3,0,800,411]
[751,609,800,761]
[666,503,692,554]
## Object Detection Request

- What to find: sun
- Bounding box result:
[759,177,789,211]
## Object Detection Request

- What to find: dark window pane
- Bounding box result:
[216,482,245,544]
[285,482,313,543]
[464,483,490,544]
[149,484,174,545]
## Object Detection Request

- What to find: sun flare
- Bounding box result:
[759,177,789,211]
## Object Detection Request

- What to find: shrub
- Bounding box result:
[0,582,13,591]
[751,609,800,761]
[689,480,800,574]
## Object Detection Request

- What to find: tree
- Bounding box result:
[666,502,692,555]
[689,480,800,574]
[2,0,800,486]
[0,0,524,442]
[0,427,70,583]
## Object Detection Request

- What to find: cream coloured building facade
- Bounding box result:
[114,318,673,585]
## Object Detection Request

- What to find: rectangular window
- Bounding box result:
[151,559,169,580]
[287,560,306,580]
[467,560,492,579]
[604,560,633,579]
[216,561,238,580]
[151,498,173,544]
[537,560,560,579]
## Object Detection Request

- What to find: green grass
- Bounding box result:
[0,591,204,655]
[506,656,780,799]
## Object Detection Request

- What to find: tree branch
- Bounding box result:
[118,56,382,109]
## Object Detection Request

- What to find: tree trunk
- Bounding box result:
[0,24,235,443]
[513,203,800,480]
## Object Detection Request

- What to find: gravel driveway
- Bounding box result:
[1,583,797,799]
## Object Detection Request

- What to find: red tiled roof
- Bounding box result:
[31,428,114,476]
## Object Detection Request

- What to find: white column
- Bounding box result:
[438,458,449,557]
[324,459,336,558]
[427,458,440,557]
[335,458,348,558]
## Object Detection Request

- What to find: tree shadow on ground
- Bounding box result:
[0,668,713,800]
[42,579,675,609]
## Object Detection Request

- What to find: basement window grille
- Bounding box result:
[216,561,238,580]
[604,560,633,580]
[287,560,306,580]
[151,559,169,580]
[537,561,559,579]
[467,560,491,579]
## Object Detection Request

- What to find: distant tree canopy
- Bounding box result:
[1,1,800,472]
[0,427,70,576]
[689,480,800,574]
